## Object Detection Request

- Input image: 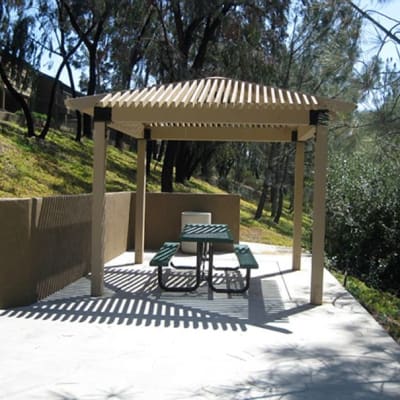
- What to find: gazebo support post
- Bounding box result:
[292,141,305,270]
[91,120,107,296]
[135,138,147,264]
[310,124,328,305]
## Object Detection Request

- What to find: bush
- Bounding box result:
[326,152,400,295]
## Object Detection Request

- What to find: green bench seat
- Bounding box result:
[209,244,258,294]
[233,244,259,269]
[149,242,180,267]
[149,242,201,292]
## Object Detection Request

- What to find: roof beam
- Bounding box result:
[150,126,294,142]
[65,94,107,115]
[298,126,316,141]
[111,106,310,126]
[108,122,145,138]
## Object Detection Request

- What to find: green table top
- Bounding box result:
[180,223,233,243]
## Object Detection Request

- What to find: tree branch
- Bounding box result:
[349,1,400,45]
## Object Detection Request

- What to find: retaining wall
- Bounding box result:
[0,192,239,308]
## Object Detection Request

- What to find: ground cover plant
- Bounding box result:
[331,270,400,343]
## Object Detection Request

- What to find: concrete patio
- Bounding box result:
[1,243,399,399]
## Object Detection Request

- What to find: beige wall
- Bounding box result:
[104,192,132,261]
[142,193,240,251]
[0,199,36,307]
[32,195,91,301]
[0,192,239,308]
[0,193,131,308]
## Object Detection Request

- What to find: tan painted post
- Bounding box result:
[91,121,107,297]
[292,141,305,270]
[310,124,328,305]
[135,139,147,264]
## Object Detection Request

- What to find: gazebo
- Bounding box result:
[66,76,354,305]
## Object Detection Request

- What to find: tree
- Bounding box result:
[147,0,291,192]
[349,1,400,46]
[254,0,364,222]
[61,0,115,137]
[0,1,84,140]
[106,0,156,91]
[35,0,85,139]
[0,3,40,137]
[103,0,157,148]
[349,0,399,139]
[149,0,237,191]
[323,2,400,293]
[49,0,85,140]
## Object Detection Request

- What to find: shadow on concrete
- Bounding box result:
[191,344,400,400]
[47,387,138,400]
[0,266,313,333]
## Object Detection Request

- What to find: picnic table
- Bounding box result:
[180,223,233,280]
[150,223,258,293]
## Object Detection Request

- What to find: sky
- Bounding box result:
[41,0,400,90]
[358,0,400,63]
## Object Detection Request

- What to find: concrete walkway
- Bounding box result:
[1,243,399,399]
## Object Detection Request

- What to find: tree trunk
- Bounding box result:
[0,62,35,137]
[39,31,83,140]
[161,141,178,192]
[273,147,290,224]
[156,140,166,161]
[254,143,277,220]
[199,142,218,181]
[115,132,124,149]
[39,62,65,139]
[270,184,278,219]
[175,141,188,183]
[200,156,211,180]
[255,183,269,220]
[65,61,82,141]
[83,114,92,138]
[273,186,284,224]
[146,140,154,176]
[74,111,82,142]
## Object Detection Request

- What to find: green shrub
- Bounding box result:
[326,152,400,295]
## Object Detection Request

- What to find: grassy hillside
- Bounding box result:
[0,120,306,246]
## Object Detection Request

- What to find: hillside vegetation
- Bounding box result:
[0,121,304,246]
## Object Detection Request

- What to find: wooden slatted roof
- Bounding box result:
[98,77,320,109]
[68,77,352,112]
[65,76,355,141]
